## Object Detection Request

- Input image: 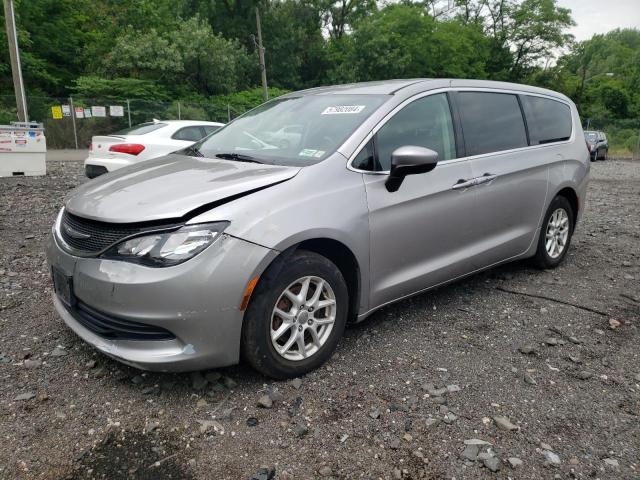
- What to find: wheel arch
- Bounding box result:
[250,237,363,324]
[554,186,579,227]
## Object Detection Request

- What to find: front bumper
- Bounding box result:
[46,231,277,371]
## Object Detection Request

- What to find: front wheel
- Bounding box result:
[532,195,574,269]
[241,250,348,379]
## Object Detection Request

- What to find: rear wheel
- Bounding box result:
[533,195,574,269]
[241,250,348,379]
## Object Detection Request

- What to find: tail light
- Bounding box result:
[109,143,145,155]
[89,142,93,151]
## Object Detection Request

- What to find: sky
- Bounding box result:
[557,0,640,41]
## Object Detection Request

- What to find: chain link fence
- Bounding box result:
[0,95,248,149]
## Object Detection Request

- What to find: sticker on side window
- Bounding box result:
[321,105,365,115]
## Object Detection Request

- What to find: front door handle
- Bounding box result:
[476,173,498,185]
[451,178,476,190]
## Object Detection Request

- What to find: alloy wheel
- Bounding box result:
[545,208,569,259]
[270,276,337,361]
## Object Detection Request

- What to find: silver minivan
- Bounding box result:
[47,79,589,378]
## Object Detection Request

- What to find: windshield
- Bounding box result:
[195,94,388,166]
[585,132,598,141]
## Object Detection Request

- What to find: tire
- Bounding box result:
[241,250,348,379]
[602,149,608,161]
[532,195,574,269]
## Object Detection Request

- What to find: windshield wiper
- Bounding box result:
[182,145,204,157]
[215,152,264,164]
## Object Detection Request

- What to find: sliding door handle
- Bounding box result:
[476,173,498,185]
[451,178,476,190]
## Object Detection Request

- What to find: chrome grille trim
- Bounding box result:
[54,208,181,257]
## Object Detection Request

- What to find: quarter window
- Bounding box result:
[522,95,572,145]
[373,93,456,171]
[456,92,528,156]
[352,140,376,171]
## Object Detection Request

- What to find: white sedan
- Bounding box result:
[84,120,224,178]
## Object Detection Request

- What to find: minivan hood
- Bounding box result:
[66,154,300,223]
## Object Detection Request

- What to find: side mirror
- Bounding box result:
[385,146,439,192]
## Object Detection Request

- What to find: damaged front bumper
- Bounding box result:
[46,231,278,372]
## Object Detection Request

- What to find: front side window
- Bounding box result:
[522,95,572,145]
[457,92,528,156]
[372,93,456,171]
[196,94,388,166]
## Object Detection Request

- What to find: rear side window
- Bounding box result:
[522,95,572,145]
[172,126,205,141]
[456,92,528,156]
[373,93,456,171]
[115,122,167,135]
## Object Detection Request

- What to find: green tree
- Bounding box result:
[554,29,640,119]
[71,77,168,101]
[343,5,489,81]
[262,0,328,89]
[100,17,251,96]
[600,84,629,117]
[315,0,377,39]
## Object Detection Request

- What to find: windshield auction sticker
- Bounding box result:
[299,149,325,157]
[321,105,365,115]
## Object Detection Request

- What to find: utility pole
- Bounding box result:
[3,0,28,121]
[255,7,268,102]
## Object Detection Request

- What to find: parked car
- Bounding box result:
[84,120,224,178]
[48,79,589,378]
[584,130,608,161]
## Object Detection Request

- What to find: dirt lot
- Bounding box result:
[0,158,638,480]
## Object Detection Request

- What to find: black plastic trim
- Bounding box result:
[68,300,176,341]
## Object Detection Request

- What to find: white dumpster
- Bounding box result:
[0,122,47,177]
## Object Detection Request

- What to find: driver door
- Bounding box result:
[361,93,480,308]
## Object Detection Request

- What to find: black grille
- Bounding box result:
[69,300,175,341]
[59,210,177,254]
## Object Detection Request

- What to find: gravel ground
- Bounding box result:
[0,159,639,480]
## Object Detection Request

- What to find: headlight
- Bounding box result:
[102,222,229,267]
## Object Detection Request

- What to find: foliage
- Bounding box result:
[342,6,489,81]
[0,0,637,152]
[208,87,290,120]
[100,16,252,96]
[71,77,168,101]
[552,29,640,121]
[262,1,328,89]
